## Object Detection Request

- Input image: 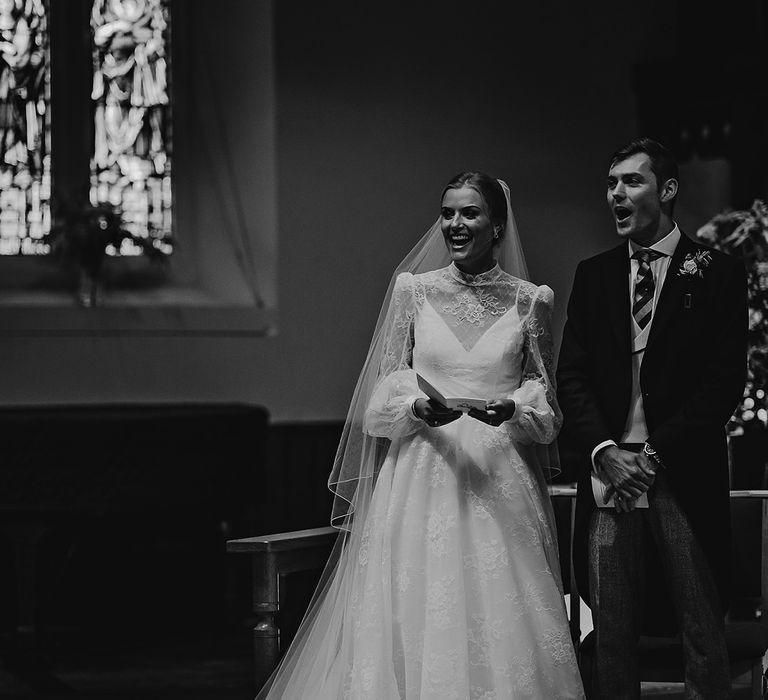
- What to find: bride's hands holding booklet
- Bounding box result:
[415,373,516,428]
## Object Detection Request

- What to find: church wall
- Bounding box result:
[0,0,677,423]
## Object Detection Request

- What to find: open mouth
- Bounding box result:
[614,206,632,223]
[449,233,471,249]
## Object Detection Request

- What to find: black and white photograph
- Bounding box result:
[0,1,765,698]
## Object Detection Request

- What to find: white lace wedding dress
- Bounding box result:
[263,263,584,699]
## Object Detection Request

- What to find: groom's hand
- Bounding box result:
[597,446,657,503]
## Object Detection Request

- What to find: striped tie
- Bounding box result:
[632,249,663,330]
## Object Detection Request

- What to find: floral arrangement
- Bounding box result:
[677,249,712,279]
[697,199,768,434]
[44,197,170,305]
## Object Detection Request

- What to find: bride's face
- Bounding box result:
[440,186,496,274]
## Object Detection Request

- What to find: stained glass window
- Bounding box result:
[0,0,172,259]
[90,0,172,257]
[0,0,50,256]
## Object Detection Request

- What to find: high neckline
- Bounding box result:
[448,262,502,286]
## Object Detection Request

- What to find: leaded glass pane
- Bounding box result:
[0,0,50,256]
[90,0,172,257]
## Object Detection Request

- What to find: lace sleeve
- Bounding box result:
[364,273,423,439]
[507,284,562,445]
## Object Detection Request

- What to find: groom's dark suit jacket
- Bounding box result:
[556,233,747,628]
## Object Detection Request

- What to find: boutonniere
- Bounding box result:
[677,249,712,279]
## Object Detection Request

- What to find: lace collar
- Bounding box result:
[447,262,502,286]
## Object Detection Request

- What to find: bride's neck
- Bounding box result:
[454,257,497,276]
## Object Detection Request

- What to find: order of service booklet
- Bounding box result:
[416,373,487,413]
[591,473,649,509]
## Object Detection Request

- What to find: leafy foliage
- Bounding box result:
[45,198,170,278]
[697,200,768,433]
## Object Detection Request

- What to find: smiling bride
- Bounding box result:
[258,172,585,699]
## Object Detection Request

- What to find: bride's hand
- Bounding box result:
[413,398,462,428]
[468,399,516,427]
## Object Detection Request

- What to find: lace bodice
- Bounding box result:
[364,264,561,448]
[414,265,533,399]
[414,301,522,399]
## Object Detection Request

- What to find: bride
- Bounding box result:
[258,172,585,699]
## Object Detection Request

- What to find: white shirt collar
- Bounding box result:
[627,223,680,259]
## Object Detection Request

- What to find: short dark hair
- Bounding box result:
[441,172,507,233]
[610,138,679,212]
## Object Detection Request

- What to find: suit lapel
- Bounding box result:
[603,244,631,354]
[646,233,697,351]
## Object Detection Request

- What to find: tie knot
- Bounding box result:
[632,249,664,264]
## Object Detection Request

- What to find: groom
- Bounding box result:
[557,137,747,698]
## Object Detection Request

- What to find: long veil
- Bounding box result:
[257,179,558,699]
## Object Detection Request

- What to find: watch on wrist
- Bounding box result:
[643,442,664,469]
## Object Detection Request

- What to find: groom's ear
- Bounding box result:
[660,177,678,203]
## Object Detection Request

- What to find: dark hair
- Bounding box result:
[441,172,507,233]
[609,137,679,212]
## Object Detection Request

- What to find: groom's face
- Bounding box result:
[606,153,662,242]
